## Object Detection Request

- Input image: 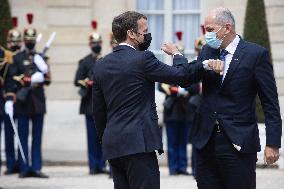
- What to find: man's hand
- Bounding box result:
[207,59,224,74]
[161,43,180,55]
[264,146,280,165]
[87,80,93,87]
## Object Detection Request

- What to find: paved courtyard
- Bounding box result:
[0,166,283,189]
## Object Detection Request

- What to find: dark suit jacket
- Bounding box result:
[189,38,282,153]
[92,45,204,160]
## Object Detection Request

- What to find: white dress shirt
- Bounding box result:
[221,35,240,81]
[222,35,242,151]
[119,42,136,50]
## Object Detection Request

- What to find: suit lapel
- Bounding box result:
[221,38,247,88]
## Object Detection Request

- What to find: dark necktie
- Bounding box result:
[219,49,229,85]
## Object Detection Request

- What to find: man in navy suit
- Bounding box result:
[189,7,282,189]
[92,11,223,189]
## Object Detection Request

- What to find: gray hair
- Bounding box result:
[212,7,235,27]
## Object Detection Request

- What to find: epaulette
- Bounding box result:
[0,46,13,64]
[4,49,14,64]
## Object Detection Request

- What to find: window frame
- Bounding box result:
[136,0,203,64]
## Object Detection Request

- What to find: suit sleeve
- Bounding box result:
[186,83,200,96]
[255,49,282,148]
[143,51,205,87]
[92,66,107,142]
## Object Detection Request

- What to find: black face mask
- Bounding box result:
[137,33,152,51]
[10,45,21,52]
[25,42,35,51]
[91,44,102,54]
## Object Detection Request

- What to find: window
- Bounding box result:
[136,0,202,64]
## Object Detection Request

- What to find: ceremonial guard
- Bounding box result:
[158,31,200,176]
[7,17,22,53]
[0,45,17,179]
[13,13,51,178]
[74,20,106,175]
[4,16,22,175]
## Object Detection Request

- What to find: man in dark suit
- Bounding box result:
[189,7,282,189]
[92,11,223,189]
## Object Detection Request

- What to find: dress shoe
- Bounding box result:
[177,170,191,176]
[19,171,32,178]
[30,171,49,178]
[90,168,109,175]
[89,169,97,175]
[169,171,178,176]
[4,167,20,175]
[96,168,110,174]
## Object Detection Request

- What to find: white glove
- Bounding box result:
[31,72,45,84]
[177,87,188,96]
[5,100,14,116]
[34,54,48,74]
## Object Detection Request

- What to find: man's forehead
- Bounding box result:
[205,15,220,29]
[138,18,148,29]
[205,14,215,25]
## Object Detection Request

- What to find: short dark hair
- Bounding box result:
[112,11,147,43]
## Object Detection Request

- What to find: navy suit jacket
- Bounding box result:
[92,45,204,160]
[189,38,282,153]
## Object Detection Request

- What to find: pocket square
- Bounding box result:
[232,143,241,151]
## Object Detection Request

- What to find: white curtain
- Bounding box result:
[136,0,164,10]
[173,0,200,59]
[136,0,200,60]
[147,15,164,51]
[173,0,200,10]
[173,14,200,50]
[137,0,164,61]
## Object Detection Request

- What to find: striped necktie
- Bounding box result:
[219,49,229,84]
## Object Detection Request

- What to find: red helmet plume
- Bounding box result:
[27,13,33,25]
[176,31,183,41]
[12,17,18,28]
[91,20,97,30]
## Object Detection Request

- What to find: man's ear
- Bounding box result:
[127,30,136,40]
[225,23,232,35]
